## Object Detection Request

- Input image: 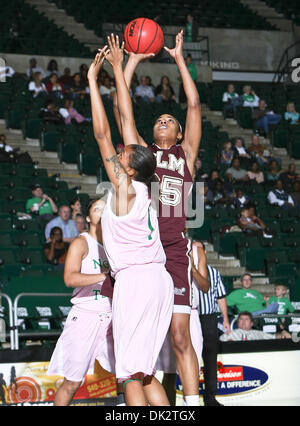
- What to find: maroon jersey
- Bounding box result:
[149,143,193,309]
[149,143,193,238]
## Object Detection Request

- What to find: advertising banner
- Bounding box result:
[0,361,116,406]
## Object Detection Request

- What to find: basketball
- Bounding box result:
[123,18,164,55]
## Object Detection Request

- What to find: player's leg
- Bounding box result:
[170,312,200,405]
[122,374,148,406]
[54,378,81,406]
[143,375,169,406]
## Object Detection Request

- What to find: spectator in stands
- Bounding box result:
[26,183,58,220]
[146,76,155,91]
[266,159,282,183]
[226,158,249,183]
[185,13,198,42]
[237,207,271,238]
[267,179,294,208]
[45,205,79,243]
[219,311,291,341]
[69,73,88,99]
[193,157,208,181]
[79,63,89,87]
[233,137,252,166]
[280,163,300,190]
[252,99,281,137]
[46,59,61,78]
[28,72,48,98]
[247,161,264,184]
[46,73,65,99]
[155,76,176,103]
[241,85,259,108]
[0,65,15,80]
[135,76,155,103]
[44,226,69,270]
[247,133,272,167]
[285,102,299,125]
[265,284,295,316]
[221,141,235,165]
[26,58,46,79]
[226,273,279,316]
[206,180,231,208]
[247,206,270,235]
[222,84,240,118]
[99,76,116,102]
[39,100,64,125]
[75,214,88,234]
[0,134,14,152]
[70,198,83,221]
[291,181,300,210]
[59,99,91,125]
[207,169,223,190]
[59,67,73,90]
[232,188,250,208]
[179,54,197,103]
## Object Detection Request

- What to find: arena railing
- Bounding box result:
[0,293,14,350]
[13,292,71,351]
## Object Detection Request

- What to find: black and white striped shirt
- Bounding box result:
[198,265,227,315]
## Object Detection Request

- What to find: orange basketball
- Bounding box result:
[123,18,164,55]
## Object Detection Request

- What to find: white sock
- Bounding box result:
[185,395,200,406]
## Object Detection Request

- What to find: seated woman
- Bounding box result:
[266,159,282,183]
[69,73,88,99]
[46,73,65,99]
[44,227,69,270]
[28,72,48,98]
[237,207,271,237]
[233,137,252,167]
[247,162,264,184]
[221,141,235,165]
[285,102,299,125]
[59,99,91,125]
[99,76,116,101]
[155,76,176,103]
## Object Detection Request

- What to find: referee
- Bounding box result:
[194,241,230,407]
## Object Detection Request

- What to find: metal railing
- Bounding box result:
[0,293,14,350]
[13,292,71,350]
[272,40,300,84]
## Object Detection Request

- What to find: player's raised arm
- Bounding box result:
[87,49,128,191]
[112,48,153,147]
[165,30,202,174]
[106,35,142,147]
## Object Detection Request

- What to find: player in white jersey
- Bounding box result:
[47,198,118,406]
[158,241,209,404]
[88,49,174,406]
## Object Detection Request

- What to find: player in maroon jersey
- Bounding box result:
[105,31,204,405]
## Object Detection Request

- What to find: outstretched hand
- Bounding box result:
[106,34,124,68]
[87,47,109,81]
[126,51,155,63]
[164,29,184,61]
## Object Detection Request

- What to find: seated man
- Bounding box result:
[226,158,249,183]
[45,205,79,243]
[252,99,281,137]
[26,183,58,221]
[222,83,240,118]
[134,76,155,103]
[220,311,291,341]
[0,134,14,153]
[280,163,300,190]
[237,207,272,238]
[267,180,294,208]
[226,273,278,316]
[241,85,259,108]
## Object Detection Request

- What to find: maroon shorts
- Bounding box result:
[161,233,192,314]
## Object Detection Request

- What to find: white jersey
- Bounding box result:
[101,180,166,277]
[71,232,110,309]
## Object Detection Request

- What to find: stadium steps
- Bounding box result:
[0,120,98,197]
[240,0,293,31]
[25,0,103,51]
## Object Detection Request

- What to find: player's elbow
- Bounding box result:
[64,272,75,288]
